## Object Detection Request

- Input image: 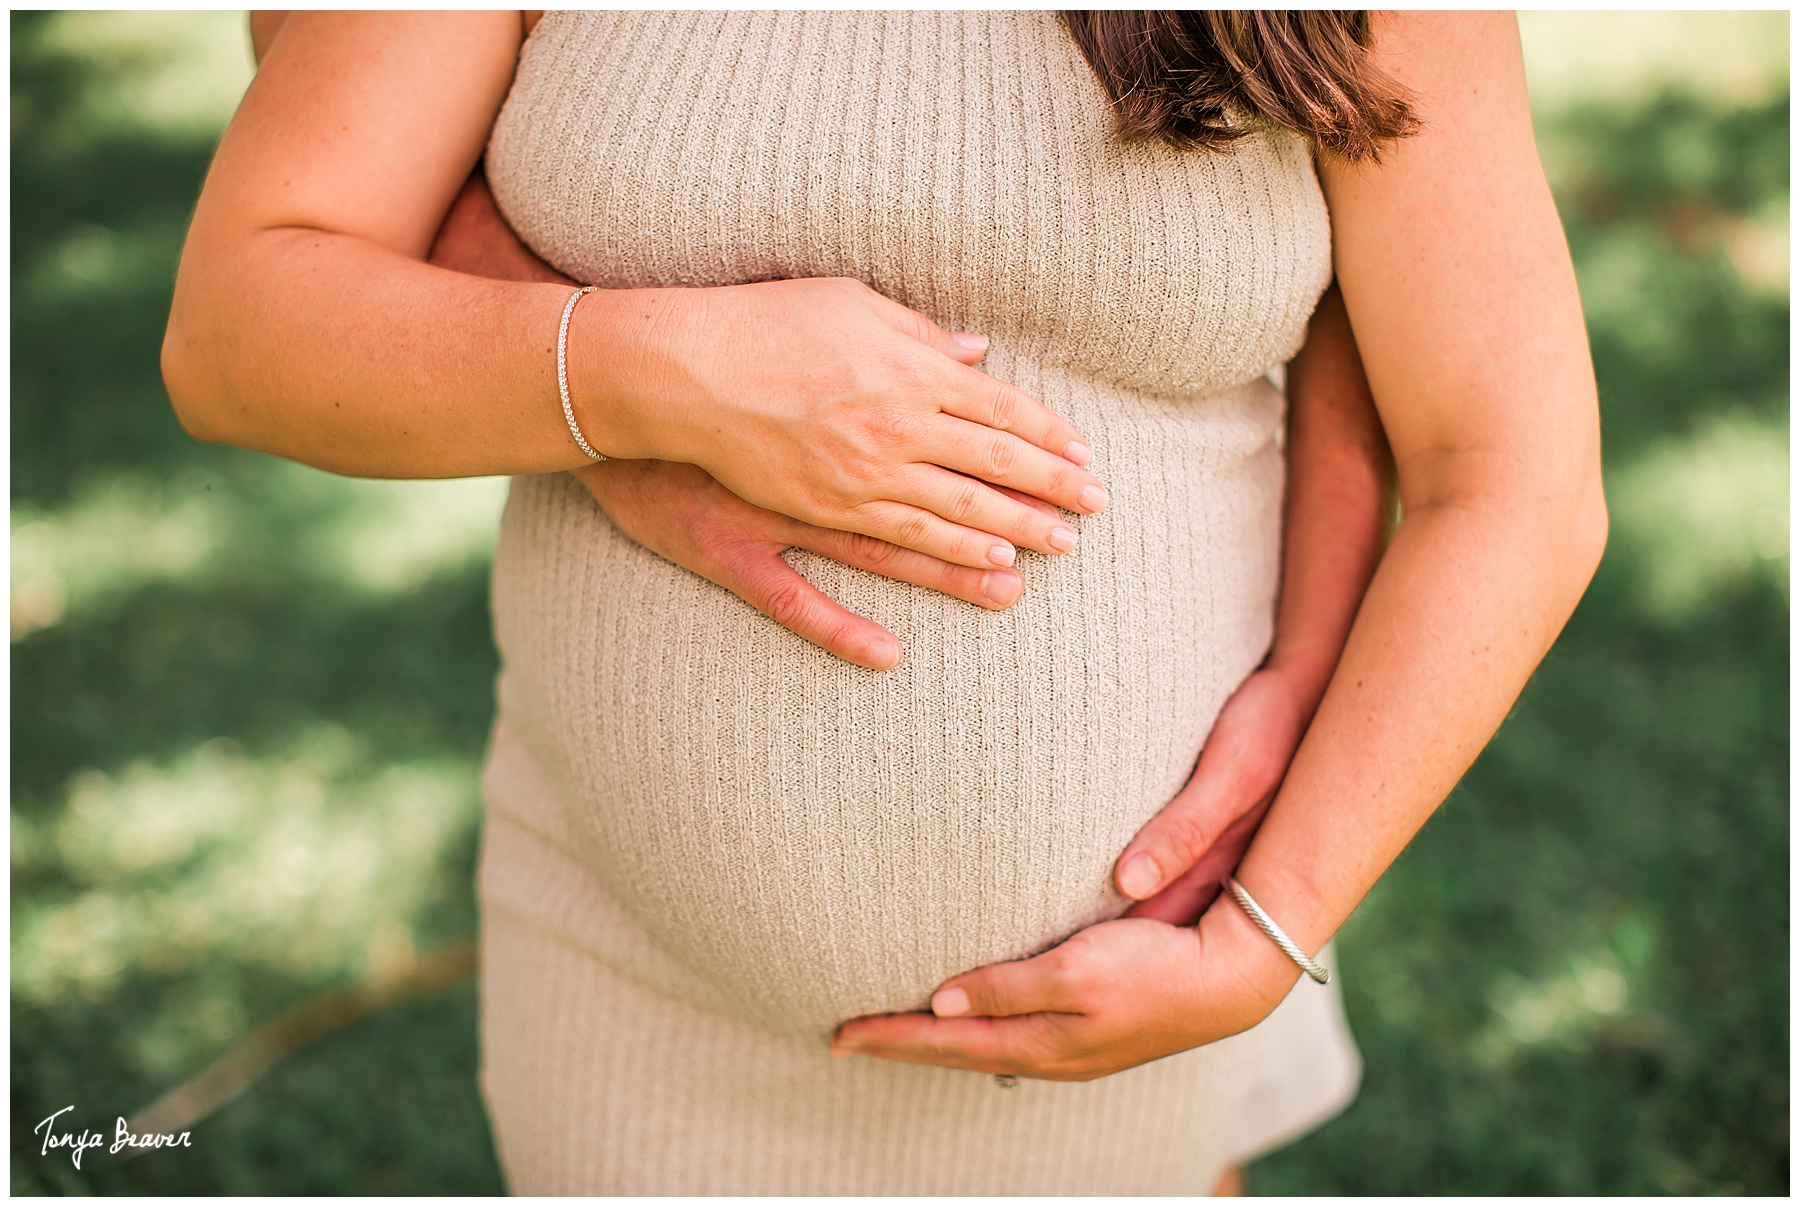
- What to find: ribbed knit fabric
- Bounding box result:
[478,11,1359,1194]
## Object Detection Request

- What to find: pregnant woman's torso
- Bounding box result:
[481,10,1332,1037]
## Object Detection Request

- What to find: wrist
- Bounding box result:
[1195,888,1303,1029]
[1259,646,1337,722]
[563,286,701,463]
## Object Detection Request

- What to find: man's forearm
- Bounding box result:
[1270,284,1393,710]
[429,168,572,284]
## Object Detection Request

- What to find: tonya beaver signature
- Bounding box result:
[33,1105,192,1169]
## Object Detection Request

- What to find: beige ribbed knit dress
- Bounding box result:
[476,10,1360,1195]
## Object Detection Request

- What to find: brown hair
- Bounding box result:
[1062,11,1419,162]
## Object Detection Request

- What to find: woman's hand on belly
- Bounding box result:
[582,276,1109,571]
[829,904,1298,1082]
[571,459,1039,670]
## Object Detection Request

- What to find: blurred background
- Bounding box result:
[10,11,1787,1195]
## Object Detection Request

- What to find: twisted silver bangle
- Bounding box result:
[557,285,606,462]
[1224,877,1331,985]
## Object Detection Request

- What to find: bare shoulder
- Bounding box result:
[1366,11,1526,93]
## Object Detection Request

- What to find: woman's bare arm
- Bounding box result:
[242,13,1031,670]
[1209,6,1606,982]
[834,11,1606,1077]
[165,13,1107,572]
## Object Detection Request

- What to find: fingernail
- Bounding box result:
[987,543,1016,568]
[1118,852,1161,899]
[1064,440,1093,466]
[1078,485,1110,514]
[868,640,901,669]
[932,986,971,1017]
[980,570,1021,606]
[1047,526,1077,553]
[952,332,989,351]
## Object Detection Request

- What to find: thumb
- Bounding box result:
[1116,744,1275,902]
[1116,673,1302,900]
[928,951,1067,1020]
[942,329,990,366]
[1114,785,1235,903]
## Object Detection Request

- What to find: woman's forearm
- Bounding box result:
[164,226,622,477]
[1203,478,1607,1002]
[832,12,1608,1083]
[1208,10,1610,1006]
[163,12,1107,567]
[165,11,588,477]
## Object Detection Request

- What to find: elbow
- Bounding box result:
[1539,464,1609,626]
[160,313,229,446]
[1568,474,1610,593]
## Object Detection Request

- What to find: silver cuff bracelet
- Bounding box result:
[1223,876,1331,985]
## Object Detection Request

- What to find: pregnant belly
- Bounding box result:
[490,369,1284,1036]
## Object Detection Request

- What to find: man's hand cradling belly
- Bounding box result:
[829,903,1302,1081]
[570,460,1052,669]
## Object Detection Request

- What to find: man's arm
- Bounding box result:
[428,170,571,284]
[1117,282,1393,922]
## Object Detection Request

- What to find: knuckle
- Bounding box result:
[761,580,812,629]
[867,405,918,446]
[1044,947,1085,993]
[984,436,1017,478]
[883,352,934,396]
[947,479,982,522]
[1159,808,1214,862]
[819,616,860,653]
[892,510,932,549]
[847,532,901,570]
[1019,1024,1072,1068]
[988,383,1021,431]
[1036,461,1071,499]
[902,310,937,345]
[692,525,737,569]
[937,564,981,595]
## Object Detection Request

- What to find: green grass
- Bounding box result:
[11,12,1788,1196]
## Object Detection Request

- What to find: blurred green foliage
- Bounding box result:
[10,11,1788,1196]
[12,11,504,1195]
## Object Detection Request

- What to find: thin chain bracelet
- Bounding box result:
[1223,877,1332,985]
[557,285,606,461]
